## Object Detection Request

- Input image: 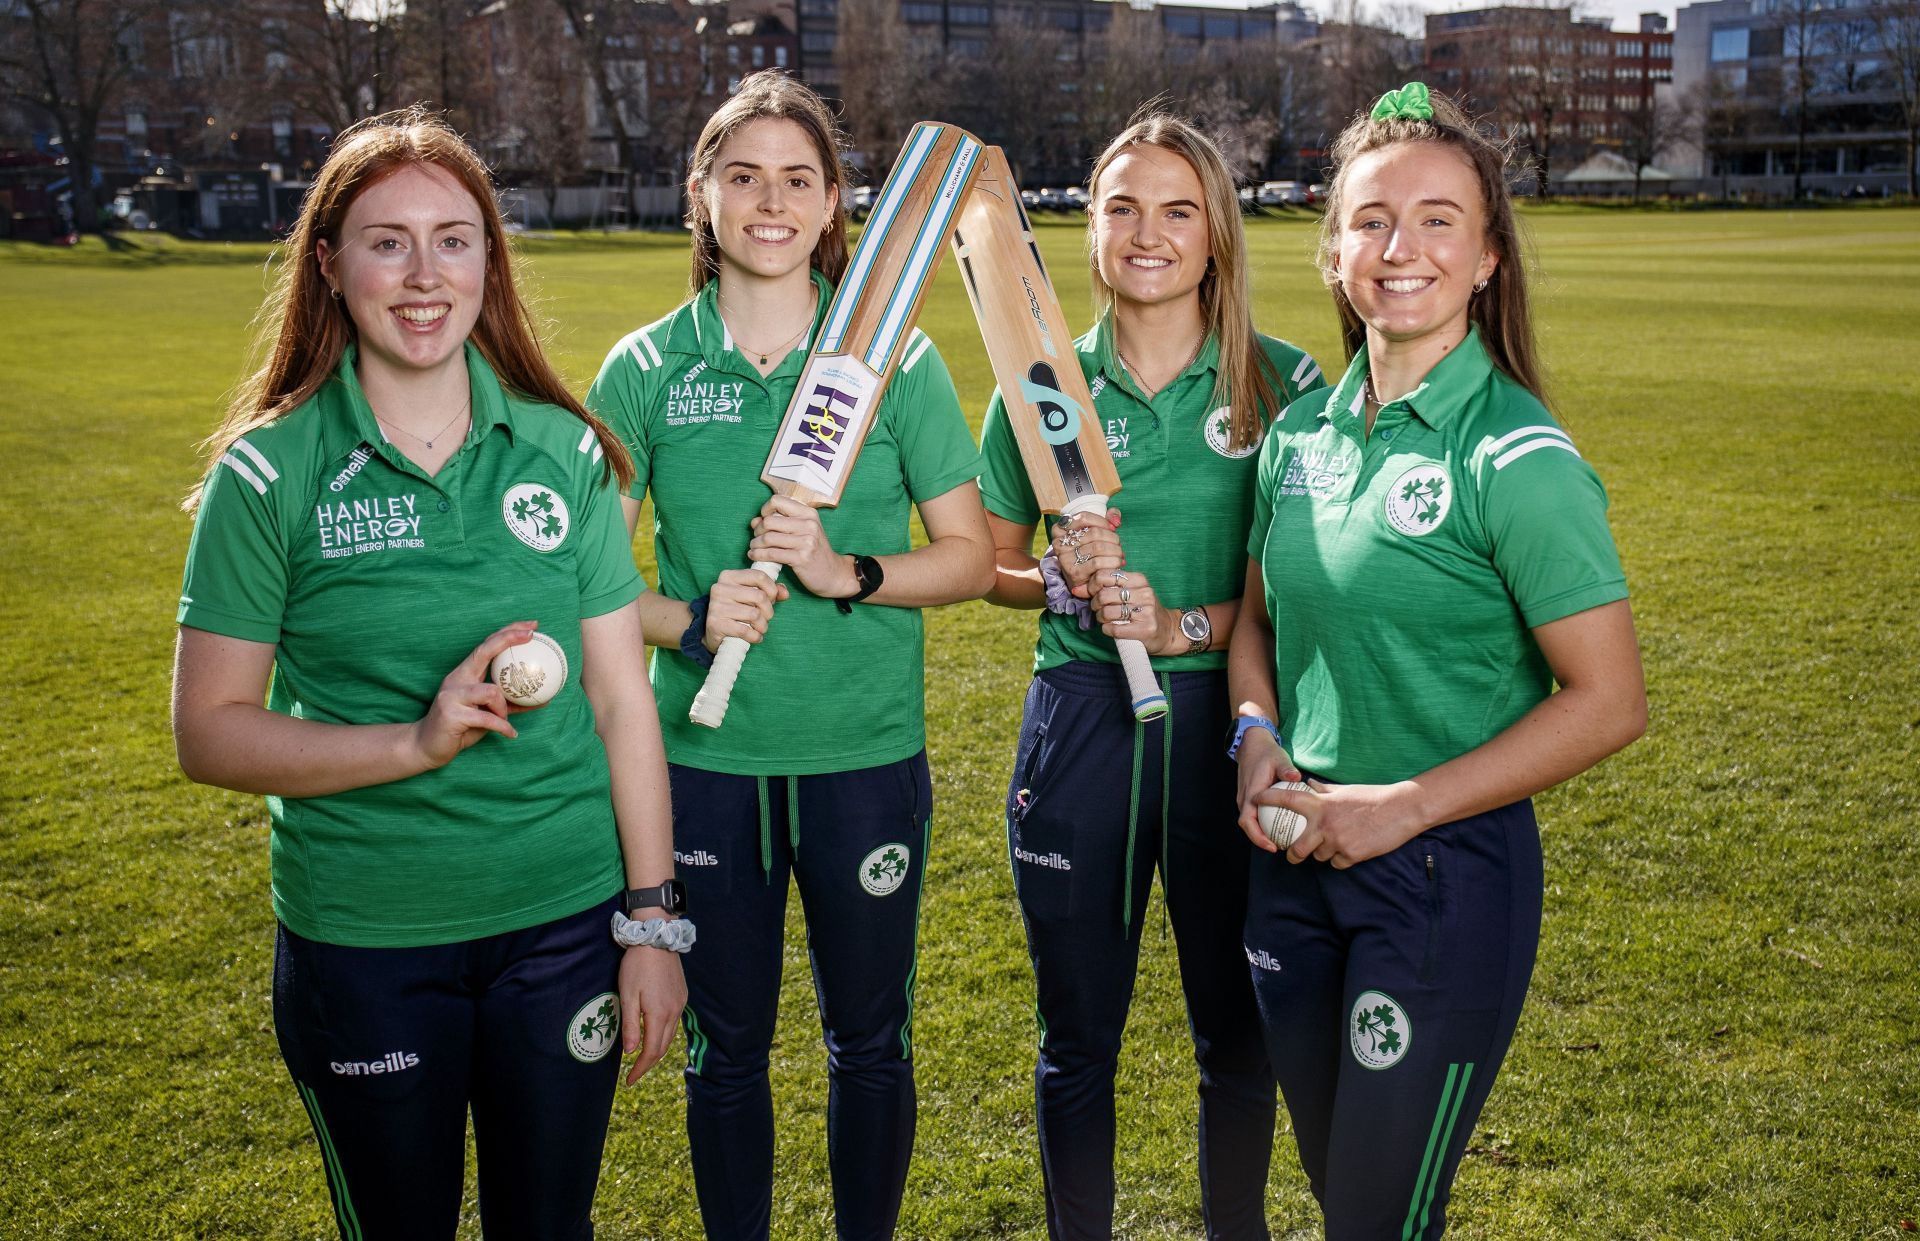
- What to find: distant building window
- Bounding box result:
[951,34,985,54]
[1166,12,1200,35]
[1086,9,1109,30]
[126,108,147,137]
[901,1,941,20]
[1709,26,1748,62]
[1204,15,1237,37]
[753,44,765,65]
[949,4,989,23]
[776,45,789,66]
[803,30,837,50]
[1047,8,1080,29]
[727,43,740,64]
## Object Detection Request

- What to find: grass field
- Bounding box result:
[2,207,1917,1239]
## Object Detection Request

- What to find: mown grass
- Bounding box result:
[1,209,1916,1239]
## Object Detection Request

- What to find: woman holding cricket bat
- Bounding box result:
[1231,84,1647,1239]
[587,72,993,1241]
[979,114,1327,1240]
[172,110,685,1239]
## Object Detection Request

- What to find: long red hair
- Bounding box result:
[188,106,631,510]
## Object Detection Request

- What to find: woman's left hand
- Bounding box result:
[619,943,687,1085]
[1091,569,1175,653]
[749,496,851,599]
[1258,779,1427,869]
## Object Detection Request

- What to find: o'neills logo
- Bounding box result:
[331,1050,420,1076]
[675,849,718,867]
[1246,946,1283,974]
[1014,846,1071,871]
[328,444,374,492]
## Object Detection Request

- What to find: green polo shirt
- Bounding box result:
[177,344,644,948]
[1250,327,1628,785]
[587,275,982,775]
[979,316,1326,672]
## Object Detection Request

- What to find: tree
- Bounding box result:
[951,17,1072,183]
[1774,0,1822,199]
[400,0,479,131]
[1874,0,1920,195]
[835,0,936,178]
[255,0,407,133]
[1682,73,1752,199]
[1073,7,1170,160]
[1618,86,1686,200]
[550,0,648,203]
[2,0,166,233]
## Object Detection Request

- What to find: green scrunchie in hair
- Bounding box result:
[1370,81,1434,122]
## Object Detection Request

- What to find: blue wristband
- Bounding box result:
[680,594,715,669]
[1227,715,1285,760]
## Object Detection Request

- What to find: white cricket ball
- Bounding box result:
[490,631,568,707]
[1258,781,1310,849]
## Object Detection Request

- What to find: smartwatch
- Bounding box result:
[623,879,688,917]
[1179,606,1211,655]
[1226,715,1284,761]
[835,554,884,614]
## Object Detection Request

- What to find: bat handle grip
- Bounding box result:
[1061,494,1169,722]
[1116,637,1168,722]
[688,559,784,729]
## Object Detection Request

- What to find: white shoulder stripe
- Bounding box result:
[1494,438,1581,470]
[591,442,604,463]
[1290,354,1321,389]
[625,327,665,372]
[577,427,597,454]
[1485,423,1572,456]
[219,452,269,494]
[900,329,933,374]
[230,437,279,483]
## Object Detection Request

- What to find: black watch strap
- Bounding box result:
[835,554,884,614]
[623,879,687,917]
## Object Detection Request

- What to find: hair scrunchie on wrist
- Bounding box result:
[1039,545,1095,631]
[611,911,698,953]
[1371,81,1434,122]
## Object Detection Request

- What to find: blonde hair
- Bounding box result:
[684,70,851,295]
[1087,111,1282,452]
[1316,90,1545,402]
[188,107,631,511]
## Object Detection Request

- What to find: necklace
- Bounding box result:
[719,290,818,367]
[376,395,470,451]
[1116,332,1205,401]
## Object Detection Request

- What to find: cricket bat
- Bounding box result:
[950,146,1169,721]
[689,121,987,728]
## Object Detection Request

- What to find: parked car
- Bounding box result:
[1256,180,1310,207]
[850,184,876,221]
[1020,188,1043,212]
[1061,185,1090,211]
[1306,182,1328,206]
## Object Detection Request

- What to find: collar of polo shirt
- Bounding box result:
[669,269,834,375]
[313,342,517,468]
[1320,325,1497,430]
[1081,309,1221,399]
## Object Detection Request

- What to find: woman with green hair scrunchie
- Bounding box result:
[1230,83,1646,1238]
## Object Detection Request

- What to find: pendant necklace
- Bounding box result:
[376,395,470,451]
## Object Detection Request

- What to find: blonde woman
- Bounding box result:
[979,113,1325,1240]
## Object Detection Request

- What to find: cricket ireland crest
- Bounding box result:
[1383,463,1451,536]
[502,482,570,552]
[567,992,619,1063]
[859,842,912,897]
[1350,989,1411,1069]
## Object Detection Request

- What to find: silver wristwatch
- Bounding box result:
[1179,606,1211,655]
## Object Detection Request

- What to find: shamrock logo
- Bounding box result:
[858,842,912,896]
[1349,989,1411,1069]
[566,992,619,1062]
[501,482,571,553]
[1383,465,1452,537]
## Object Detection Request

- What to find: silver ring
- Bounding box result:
[1119,587,1131,604]
[1111,570,1126,585]
[1113,613,1131,626]
[1073,550,1090,565]
[1064,530,1082,548]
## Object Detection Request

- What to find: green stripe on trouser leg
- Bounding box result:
[295,1081,363,1241]
[1401,1061,1474,1240]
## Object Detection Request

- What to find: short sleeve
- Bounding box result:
[1478,438,1628,628]
[887,335,982,503]
[587,344,653,504]
[978,387,1042,525]
[177,454,292,643]
[1248,418,1289,561]
[572,457,648,619]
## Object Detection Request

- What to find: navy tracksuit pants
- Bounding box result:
[1243,798,1543,1240]
[272,895,626,1240]
[668,753,932,1241]
[1008,661,1276,1241]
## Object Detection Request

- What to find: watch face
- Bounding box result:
[1181,610,1210,641]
